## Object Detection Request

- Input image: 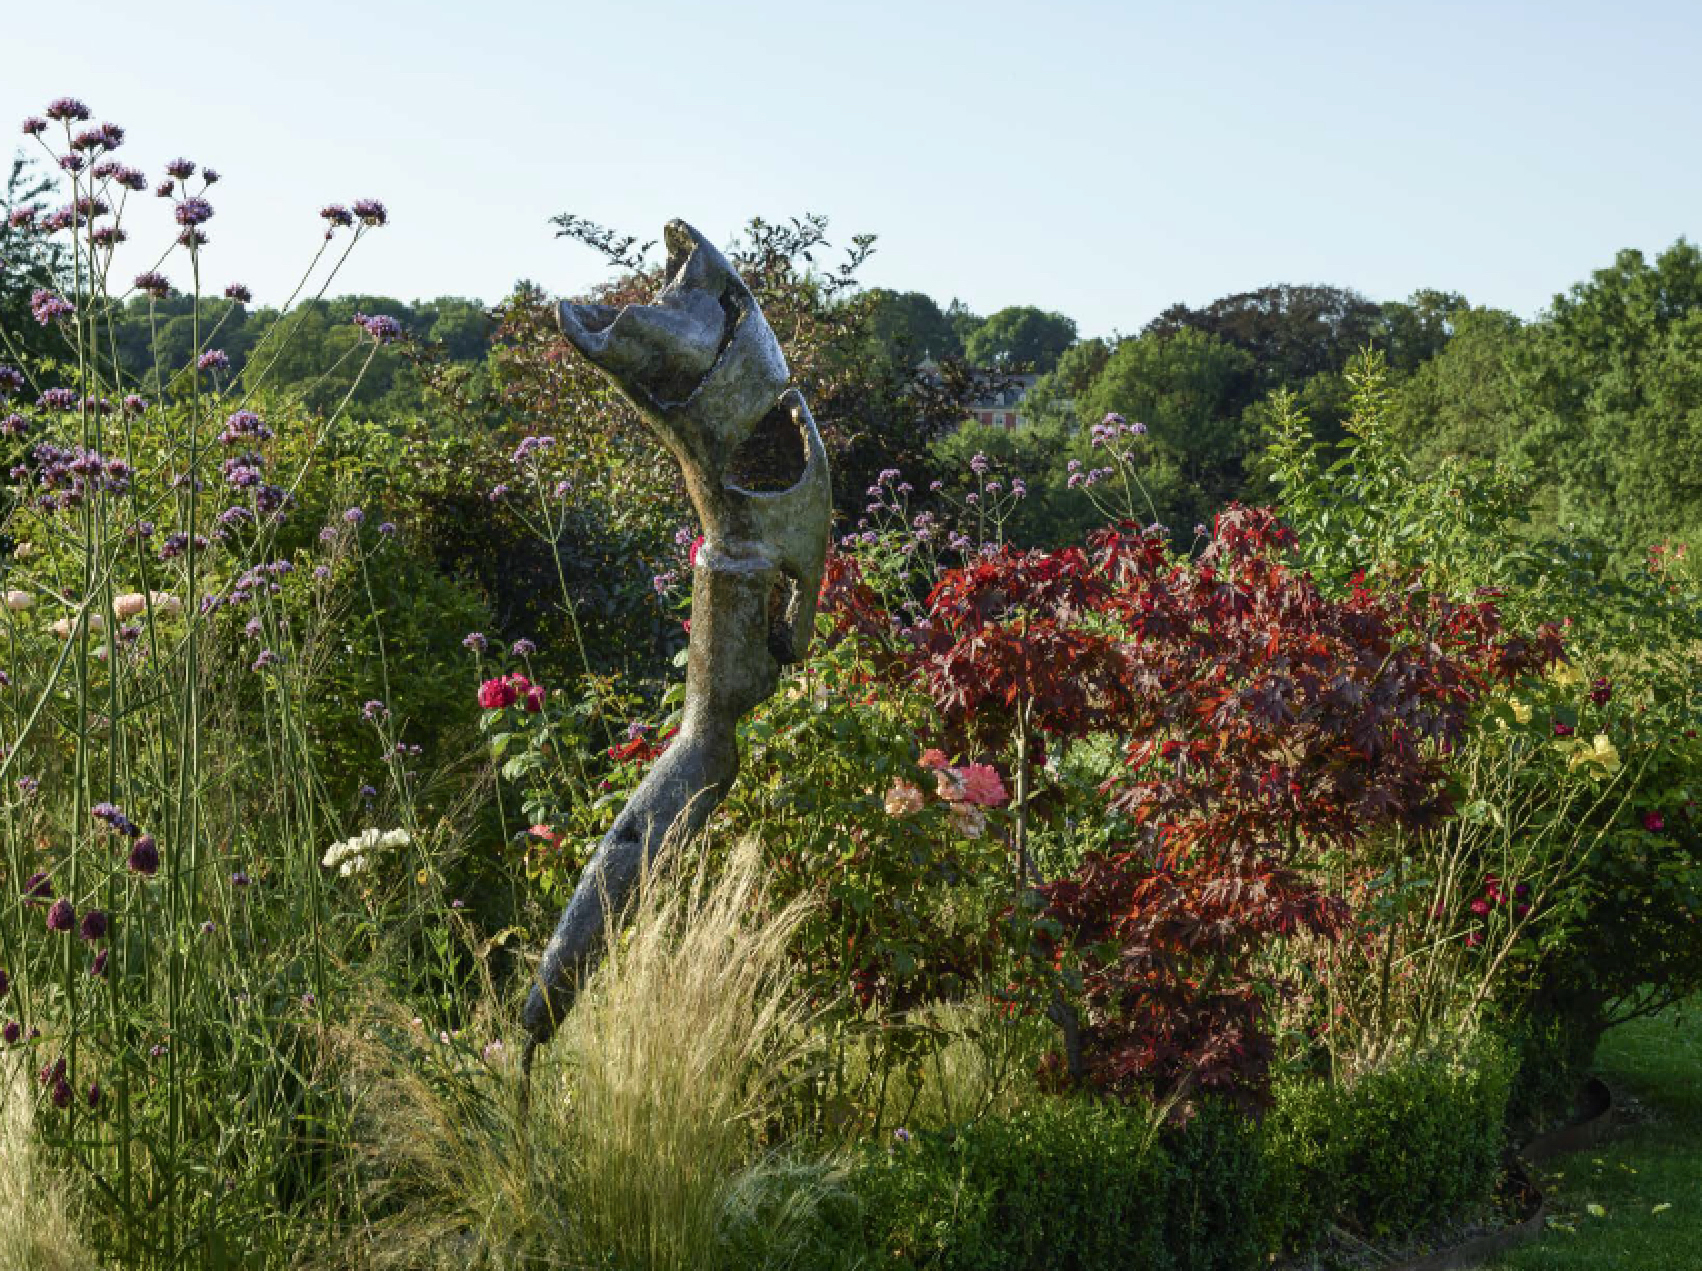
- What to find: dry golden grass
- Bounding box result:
[0,1058,96,1271]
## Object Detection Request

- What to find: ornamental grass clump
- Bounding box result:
[344,837,835,1271]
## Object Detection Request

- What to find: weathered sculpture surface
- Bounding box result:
[522,220,832,1048]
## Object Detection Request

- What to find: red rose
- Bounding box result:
[1643,811,1666,832]
[478,677,517,709]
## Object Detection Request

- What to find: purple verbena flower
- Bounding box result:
[30,290,74,325]
[511,638,537,657]
[133,271,173,299]
[351,198,388,226]
[224,282,252,303]
[45,99,92,123]
[128,835,160,876]
[46,898,75,933]
[164,157,195,179]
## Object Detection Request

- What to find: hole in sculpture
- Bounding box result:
[727,401,809,492]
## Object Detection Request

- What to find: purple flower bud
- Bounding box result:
[128,835,160,876]
[46,898,75,933]
[79,909,108,941]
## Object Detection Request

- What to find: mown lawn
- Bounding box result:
[1491,1003,1702,1269]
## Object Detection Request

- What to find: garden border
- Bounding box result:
[1381,1077,1614,1271]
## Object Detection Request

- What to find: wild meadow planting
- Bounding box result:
[1,97,1700,1270]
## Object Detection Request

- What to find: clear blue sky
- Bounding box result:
[10,0,1700,337]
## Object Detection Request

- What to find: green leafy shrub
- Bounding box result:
[1263,1033,1515,1244]
[847,1098,1169,1271]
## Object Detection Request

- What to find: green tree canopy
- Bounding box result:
[963,305,1077,373]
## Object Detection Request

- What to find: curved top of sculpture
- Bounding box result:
[556,220,791,490]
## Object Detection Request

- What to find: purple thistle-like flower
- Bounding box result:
[86,1081,101,1108]
[1,1021,18,1045]
[21,117,47,136]
[224,282,252,303]
[72,121,124,151]
[197,349,230,372]
[90,949,108,977]
[91,226,127,247]
[320,204,353,228]
[16,776,38,798]
[1,414,27,438]
[178,227,208,248]
[353,312,402,344]
[51,1077,72,1109]
[175,197,213,227]
[164,157,195,179]
[58,154,85,174]
[45,98,92,123]
[362,700,389,721]
[79,909,108,941]
[218,409,272,445]
[511,434,556,465]
[37,387,78,411]
[312,565,330,580]
[91,802,139,837]
[342,506,364,525]
[46,898,74,933]
[488,483,510,502]
[231,870,250,888]
[352,198,388,226]
[128,835,160,876]
[360,784,377,799]
[122,394,147,417]
[109,164,146,190]
[0,366,22,396]
[252,649,282,671]
[23,872,51,903]
[7,206,38,230]
[512,638,537,658]
[133,271,173,299]
[377,521,396,536]
[462,632,488,653]
[30,290,74,325]
[200,920,216,936]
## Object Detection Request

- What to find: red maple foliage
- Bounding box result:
[820,505,1563,1110]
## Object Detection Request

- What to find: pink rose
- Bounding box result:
[956,763,1008,808]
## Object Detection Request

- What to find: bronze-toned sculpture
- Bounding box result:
[522,220,832,1047]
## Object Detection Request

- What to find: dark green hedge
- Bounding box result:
[839,1034,1515,1270]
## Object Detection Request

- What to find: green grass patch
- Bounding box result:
[1491,1004,1702,1269]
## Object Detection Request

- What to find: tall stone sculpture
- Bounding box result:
[522,220,832,1048]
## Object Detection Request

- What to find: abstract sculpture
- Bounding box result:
[522,220,832,1048]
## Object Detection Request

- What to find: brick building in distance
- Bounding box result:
[917,359,1041,430]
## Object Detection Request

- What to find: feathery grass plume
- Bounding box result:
[0,1057,96,1271]
[340,835,845,1271]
